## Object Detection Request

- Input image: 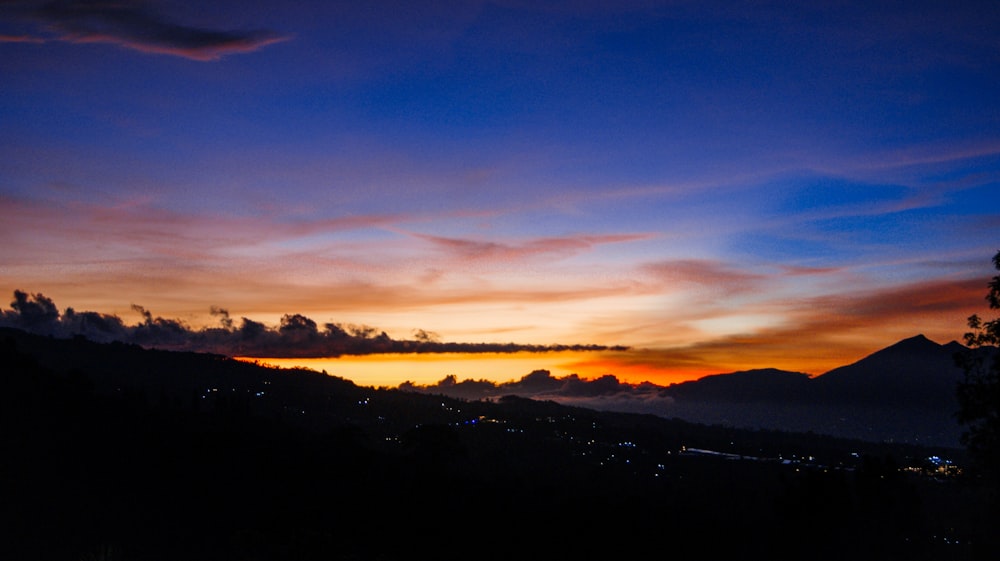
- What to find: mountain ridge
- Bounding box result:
[667,333,970,405]
[652,334,994,447]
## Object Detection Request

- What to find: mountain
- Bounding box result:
[813,334,967,408]
[663,368,813,403]
[658,334,986,448]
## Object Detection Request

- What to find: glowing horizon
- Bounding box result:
[240,350,776,389]
[242,323,958,388]
[239,351,604,388]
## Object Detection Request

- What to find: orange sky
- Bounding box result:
[245,273,984,387]
[1,253,992,388]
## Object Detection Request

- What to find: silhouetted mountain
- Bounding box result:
[813,334,966,408]
[655,334,994,448]
[664,368,814,403]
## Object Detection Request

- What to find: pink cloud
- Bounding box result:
[65,30,289,61]
[0,33,45,43]
[410,231,652,263]
[11,0,290,61]
[640,259,770,296]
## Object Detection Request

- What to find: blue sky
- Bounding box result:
[2,0,999,383]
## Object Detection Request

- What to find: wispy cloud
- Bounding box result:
[0,32,44,43]
[4,0,290,60]
[0,193,401,260]
[639,259,769,297]
[409,231,653,263]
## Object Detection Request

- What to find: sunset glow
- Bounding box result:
[3,1,999,388]
[242,351,606,388]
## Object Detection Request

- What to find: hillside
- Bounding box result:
[0,327,994,560]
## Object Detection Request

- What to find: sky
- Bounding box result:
[2,0,1000,386]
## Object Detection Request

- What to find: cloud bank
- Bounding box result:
[0,290,625,357]
[3,0,289,60]
[398,369,676,414]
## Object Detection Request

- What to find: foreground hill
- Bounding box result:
[0,327,994,560]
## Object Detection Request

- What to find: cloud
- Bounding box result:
[0,192,654,336]
[640,259,768,296]
[5,0,289,60]
[7,289,59,330]
[399,368,676,414]
[410,231,653,263]
[0,32,45,43]
[777,264,845,277]
[0,193,403,270]
[0,290,625,358]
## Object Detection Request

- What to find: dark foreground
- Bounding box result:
[2,327,997,560]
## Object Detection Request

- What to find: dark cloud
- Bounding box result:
[210,306,233,330]
[400,368,676,415]
[506,369,565,394]
[556,373,630,397]
[0,290,624,358]
[8,289,59,330]
[412,329,440,343]
[129,303,191,347]
[398,374,501,399]
[62,307,127,339]
[4,0,289,60]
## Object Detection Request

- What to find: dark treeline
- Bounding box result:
[1,326,996,560]
[0,290,624,357]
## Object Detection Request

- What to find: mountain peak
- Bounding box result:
[944,340,968,354]
[813,333,965,409]
[898,333,933,345]
[880,334,941,354]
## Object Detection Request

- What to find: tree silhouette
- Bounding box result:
[956,249,1000,486]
